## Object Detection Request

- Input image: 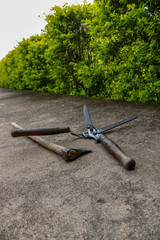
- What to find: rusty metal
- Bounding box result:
[62,148,91,161]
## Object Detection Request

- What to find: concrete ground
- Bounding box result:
[0,87,160,240]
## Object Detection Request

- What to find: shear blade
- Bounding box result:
[97,114,140,134]
[83,104,95,129]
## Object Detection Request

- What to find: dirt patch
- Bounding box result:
[0,88,160,240]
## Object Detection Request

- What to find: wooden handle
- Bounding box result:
[11,122,91,161]
[99,134,136,170]
[11,126,70,137]
[11,122,64,154]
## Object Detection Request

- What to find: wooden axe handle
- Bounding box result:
[11,126,70,137]
[99,134,136,170]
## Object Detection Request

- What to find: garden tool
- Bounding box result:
[11,122,91,161]
[70,104,140,170]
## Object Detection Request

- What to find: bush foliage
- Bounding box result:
[0,0,160,103]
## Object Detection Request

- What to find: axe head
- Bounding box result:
[62,148,91,161]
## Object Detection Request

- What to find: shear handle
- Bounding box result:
[11,126,70,137]
[99,134,136,170]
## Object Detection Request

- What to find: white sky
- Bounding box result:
[0,0,93,60]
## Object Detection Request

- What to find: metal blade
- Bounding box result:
[97,114,140,134]
[83,104,95,129]
[62,148,92,161]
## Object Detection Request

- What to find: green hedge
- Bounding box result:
[0,1,160,103]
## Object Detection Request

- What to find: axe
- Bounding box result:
[11,122,91,161]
